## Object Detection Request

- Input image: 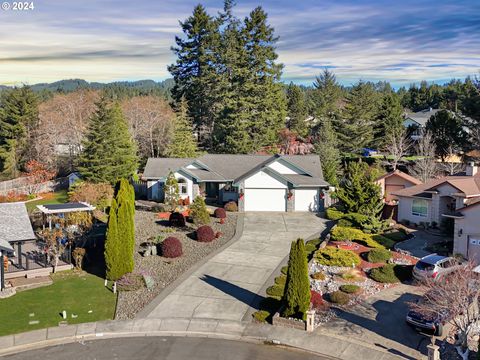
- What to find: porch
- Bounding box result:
[199,182,239,206]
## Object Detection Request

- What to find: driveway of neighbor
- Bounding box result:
[142,212,326,321]
[395,229,451,258]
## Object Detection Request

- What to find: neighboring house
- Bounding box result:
[403,108,440,139]
[375,170,422,204]
[143,154,329,212]
[0,202,36,290]
[392,163,480,261]
[67,172,81,188]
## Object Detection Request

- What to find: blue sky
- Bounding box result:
[0,0,478,87]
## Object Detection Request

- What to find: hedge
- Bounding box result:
[314,247,361,267]
[367,248,392,263]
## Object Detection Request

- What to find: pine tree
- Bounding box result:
[168,4,221,149]
[374,92,404,148]
[190,195,211,225]
[315,118,340,186]
[164,171,180,209]
[166,97,198,158]
[0,86,39,179]
[283,238,310,320]
[336,161,384,217]
[339,81,379,153]
[77,98,138,184]
[312,69,342,121]
[286,83,308,137]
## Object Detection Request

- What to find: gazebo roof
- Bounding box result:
[37,202,96,214]
[0,202,36,246]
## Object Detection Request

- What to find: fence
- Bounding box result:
[0,176,68,196]
[132,179,148,199]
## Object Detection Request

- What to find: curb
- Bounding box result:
[135,213,245,318]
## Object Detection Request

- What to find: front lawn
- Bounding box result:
[0,271,116,336]
[26,190,69,213]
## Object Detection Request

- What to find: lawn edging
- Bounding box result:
[134,213,245,319]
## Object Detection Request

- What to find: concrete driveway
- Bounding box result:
[142,212,326,321]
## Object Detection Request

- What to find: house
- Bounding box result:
[403,108,440,139]
[0,202,36,290]
[142,154,329,212]
[67,172,81,188]
[392,163,480,261]
[375,170,422,204]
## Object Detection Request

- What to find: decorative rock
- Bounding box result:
[143,274,155,289]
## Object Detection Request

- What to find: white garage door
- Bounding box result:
[244,188,286,212]
[294,189,319,212]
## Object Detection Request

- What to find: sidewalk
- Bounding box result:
[0,318,406,360]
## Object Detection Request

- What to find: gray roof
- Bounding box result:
[281,174,329,187]
[143,158,195,179]
[0,202,36,244]
[197,154,271,180]
[405,108,440,127]
[186,168,225,181]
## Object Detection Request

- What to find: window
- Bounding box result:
[412,199,428,217]
[177,178,188,195]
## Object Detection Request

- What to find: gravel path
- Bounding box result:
[115,210,238,320]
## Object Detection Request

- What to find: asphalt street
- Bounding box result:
[5,336,333,360]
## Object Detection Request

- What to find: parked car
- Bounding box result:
[406,300,448,336]
[412,254,463,282]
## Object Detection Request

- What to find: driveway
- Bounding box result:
[141,212,326,321]
[395,229,452,258]
[320,284,430,360]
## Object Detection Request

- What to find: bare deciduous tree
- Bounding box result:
[439,145,465,175]
[384,129,411,170]
[121,96,174,160]
[409,262,480,360]
[409,130,438,182]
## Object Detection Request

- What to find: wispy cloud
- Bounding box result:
[0,0,478,87]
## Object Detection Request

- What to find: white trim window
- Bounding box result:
[178,180,188,195]
[412,199,428,217]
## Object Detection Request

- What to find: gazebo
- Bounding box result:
[36,202,96,230]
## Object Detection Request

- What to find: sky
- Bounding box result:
[0,0,479,87]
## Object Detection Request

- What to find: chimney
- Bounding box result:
[466,162,478,176]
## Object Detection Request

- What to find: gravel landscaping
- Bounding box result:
[115,209,238,319]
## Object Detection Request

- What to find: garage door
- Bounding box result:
[244,188,286,212]
[294,189,319,212]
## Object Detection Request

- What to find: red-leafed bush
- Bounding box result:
[224,201,238,212]
[161,237,183,258]
[310,290,328,310]
[196,225,215,242]
[215,231,222,239]
[214,208,227,219]
[169,212,186,227]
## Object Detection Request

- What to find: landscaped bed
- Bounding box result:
[115,209,238,319]
[0,271,116,336]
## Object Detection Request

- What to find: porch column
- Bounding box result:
[0,251,4,291]
[286,189,295,212]
[17,242,22,269]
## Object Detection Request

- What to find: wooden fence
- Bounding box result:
[131,179,148,199]
[0,176,69,196]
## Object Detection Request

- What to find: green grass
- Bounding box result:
[0,271,117,336]
[26,190,69,213]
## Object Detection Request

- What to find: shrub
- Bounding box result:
[196,225,215,242]
[224,201,238,212]
[305,242,317,257]
[342,212,369,229]
[214,208,227,219]
[383,230,407,242]
[310,290,327,310]
[326,207,344,221]
[330,226,365,242]
[68,181,114,209]
[252,310,270,323]
[281,266,288,275]
[117,272,145,291]
[329,290,350,305]
[169,212,186,227]
[315,247,361,267]
[340,284,360,294]
[311,272,326,281]
[266,284,284,300]
[371,234,395,249]
[253,297,282,323]
[367,248,392,263]
[341,269,364,282]
[338,219,354,228]
[161,237,183,258]
[190,196,211,225]
[306,238,321,247]
[369,264,399,283]
[274,275,286,287]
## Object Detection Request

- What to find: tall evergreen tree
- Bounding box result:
[168,4,221,149]
[164,171,180,209]
[340,81,379,152]
[0,86,39,179]
[283,238,310,320]
[286,83,308,137]
[312,69,342,120]
[104,197,120,280]
[77,98,138,184]
[374,92,404,148]
[315,118,340,186]
[166,96,198,158]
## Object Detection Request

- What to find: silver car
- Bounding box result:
[413,254,463,282]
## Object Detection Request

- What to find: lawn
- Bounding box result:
[0,271,117,336]
[25,189,69,213]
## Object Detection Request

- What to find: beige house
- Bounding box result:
[375,170,422,204]
[392,163,480,262]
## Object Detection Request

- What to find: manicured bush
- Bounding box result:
[305,242,317,257]
[315,247,361,267]
[330,226,365,242]
[161,237,183,258]
[310,290,327,310]
[367,248,392,263]
[369,264,399,283]
[341,269,364,282]
[311,272,326,281]
[329,290,350,305]
[266,284,284,300]
[252,297,282,323]
[196,225,215,242]
[252,310,270,323]
[281,266,288,275]
[224,201,238,212]
[190,196,211,225]
[339,284,360,294]
[274,275,286,287]
[326,207,344,221]
[169,212,186,227]
[214,208,227,219]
